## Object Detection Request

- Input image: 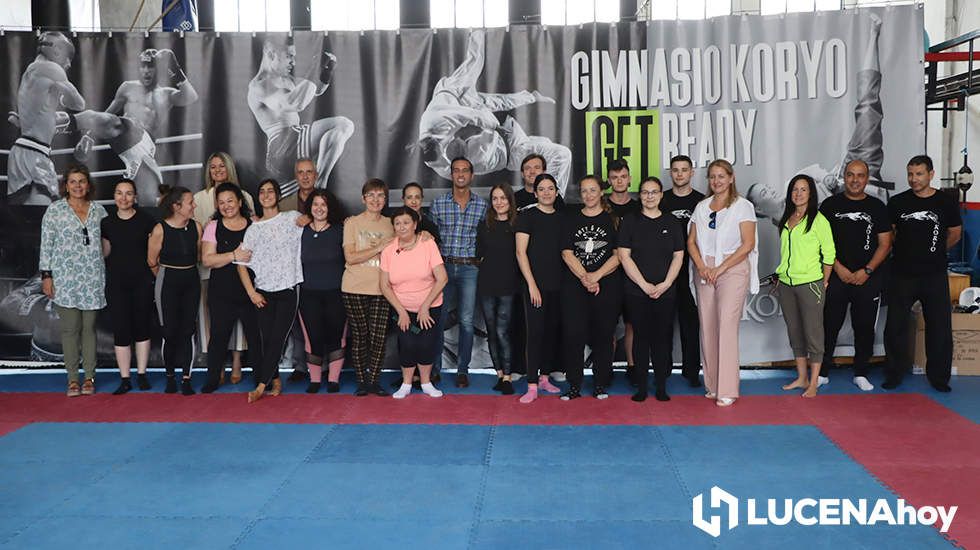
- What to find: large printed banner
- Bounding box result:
[0,7,924,365]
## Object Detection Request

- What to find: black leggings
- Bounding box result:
[206,294,261,387]
[561,282,621,389]
[107,276,153,347]
[626,289,676,395]
[523,287,561,382]
[255,287,298,386]
[155,266,200,378]
[298,287,346,365]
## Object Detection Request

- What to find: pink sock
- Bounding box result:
[309,364,322,383]
[538,375,561,393]
[327,357,343,383]
[520,385,538,404]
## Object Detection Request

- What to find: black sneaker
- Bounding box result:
[631,391,647,402]
[560,386,581,401]
[306,382,321,394]
[593,386,609,400]
[354,384,369,396]
[137,373,151,391]
[930,381,952,393]
[499,380,515,395]
[112,378,132,395]
[326,382,340,393]
[492,377,505,392]
[164,376,177,394]
[181,379,195,396]
[369,384,389,397]
[881,378,902,390]
[655,388,671,402]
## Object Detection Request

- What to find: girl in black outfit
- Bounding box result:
[618,177,685,402]
[147,186,202,395]
[559,175,622,400]
[200,183,261,393]
[515,173,565,403]
[477,184,519,395]
[299,189,347,394]
[101,179,156,394]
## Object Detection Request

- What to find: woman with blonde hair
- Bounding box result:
[687,159,759,407]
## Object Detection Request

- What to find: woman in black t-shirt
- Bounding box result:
[515,173,565,403]
[618,177,685,402]
[299,189,348,394]
[559,175,621,400]
[101,179,156,395]
[200,183,259,393]
[477,184,520,395]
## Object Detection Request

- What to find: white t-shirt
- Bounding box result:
[241,211,304,292]
[690,196,760,294]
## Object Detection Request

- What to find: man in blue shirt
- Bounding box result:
[429,157,488,387]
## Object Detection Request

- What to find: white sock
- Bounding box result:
[421,382,443,397]
[818,376,829,387]
[393,383,412,399]
[853,376,874,392]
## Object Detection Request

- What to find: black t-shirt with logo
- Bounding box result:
[608,197,640,220]
[617,212,685,296]
[660,188,704,271]
[515,206,564,292]
[561,209,619,286]
[819,193,890,272]
[888,189,962,276]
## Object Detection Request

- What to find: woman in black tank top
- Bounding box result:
[147,186,202,395]
[200,183,261,393]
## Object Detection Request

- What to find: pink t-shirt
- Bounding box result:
[380,238,444,312]
[202,220,218,243]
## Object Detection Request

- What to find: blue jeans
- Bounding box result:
[480,294,514,375]
[435,263,478,375]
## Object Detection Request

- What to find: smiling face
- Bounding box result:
[491,188,510,218]
[534,178,557,208]
[843,160,869,198]
[310,195,329,223]
[708,165,734,197]
[392,213,417,240]
[216,189,242,220]
[639,179,663,211]
[174,192,195,219]
[113,181,136,211]
[362,188,387,214]
[209,156,229,185]
[907,162,934,194]
[580,178,602,209]
[258,182,279,210]
[790,178,810,210]
[451,159,473,190]
[295,160,316,192]
[403,186,423,212]
[521,157,545,190]
[65,171,90,201]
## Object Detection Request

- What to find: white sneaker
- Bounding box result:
[393,384,412,399]
[550,372,567,382]
[853,376,874,392]
[818,376,829,387]
[421,383,443,398]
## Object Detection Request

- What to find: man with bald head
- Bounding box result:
[6,32,84,205]
[818,159,892,391]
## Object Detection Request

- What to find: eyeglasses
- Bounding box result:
[81,226,90,246]
[708,211,717,230]
[639,190,661,197]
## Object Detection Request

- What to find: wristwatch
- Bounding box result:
[863,266,874,275]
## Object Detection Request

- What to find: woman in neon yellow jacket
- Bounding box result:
[774,174,836,397]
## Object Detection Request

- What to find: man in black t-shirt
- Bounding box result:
[515,153,565,211]
[660,155,705,387]
[883,155,962,392]
[819,159,892,391]
[606,159,639,379]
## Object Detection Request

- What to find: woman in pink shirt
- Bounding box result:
[380,207,449,399]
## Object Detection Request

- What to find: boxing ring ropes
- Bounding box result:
[0,133,203,200]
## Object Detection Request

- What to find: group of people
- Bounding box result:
[38,149,961,404]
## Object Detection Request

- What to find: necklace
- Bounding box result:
[396,235,419,255]
[310,221,329,238]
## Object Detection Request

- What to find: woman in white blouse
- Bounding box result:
[687,159,759,407]
[237,179,305,403]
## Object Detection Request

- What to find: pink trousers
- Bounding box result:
[696,257,750,399]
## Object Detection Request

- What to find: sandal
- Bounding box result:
[67,381,81,397]
[81,378,96,396]
[269,378,282,397]
[716,397,735,407]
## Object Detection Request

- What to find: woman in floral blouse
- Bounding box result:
[39,164,107,397]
